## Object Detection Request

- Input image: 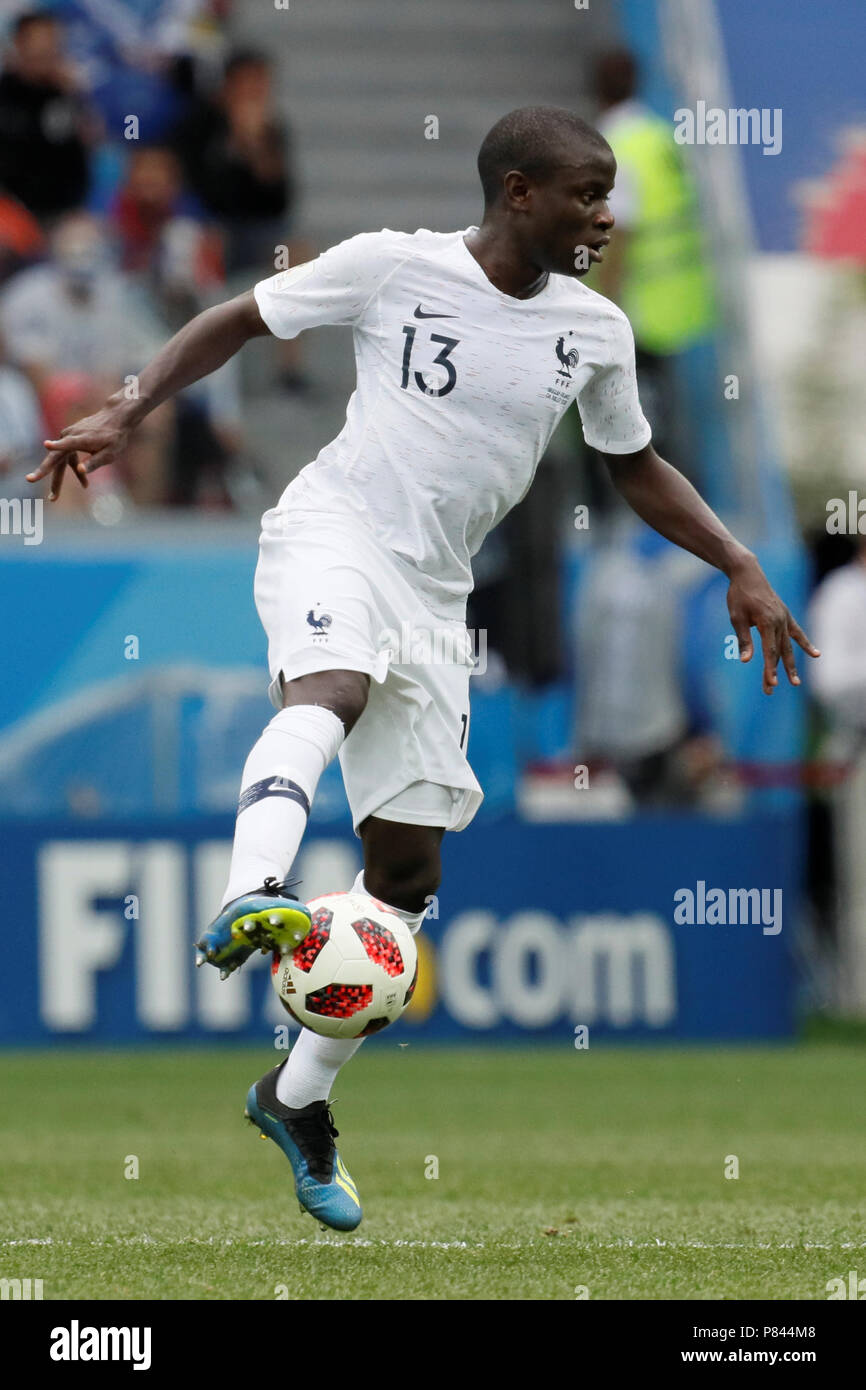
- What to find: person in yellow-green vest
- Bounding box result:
[593,49,716,470]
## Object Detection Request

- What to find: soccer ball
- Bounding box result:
[270,891,418,1039]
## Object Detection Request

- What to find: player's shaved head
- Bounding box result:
[477,106,611,208]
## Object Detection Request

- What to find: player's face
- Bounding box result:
[528,154,617,278]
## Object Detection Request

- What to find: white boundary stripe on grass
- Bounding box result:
[604,1239,866,1250]
[4,1237,866,1251]
[0,1236,484,1250]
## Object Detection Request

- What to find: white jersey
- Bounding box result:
[254,227,651,618]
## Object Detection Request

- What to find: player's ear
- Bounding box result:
[502,169,532,209]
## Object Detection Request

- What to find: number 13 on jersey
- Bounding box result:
[400,326,460,398]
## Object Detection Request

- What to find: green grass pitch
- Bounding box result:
[0,1043,863,1300]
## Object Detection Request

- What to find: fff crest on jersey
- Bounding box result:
[541,332,580,407]
[555,332,580,378]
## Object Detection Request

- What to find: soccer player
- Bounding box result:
[28,107,818,1232]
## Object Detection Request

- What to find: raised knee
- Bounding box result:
[282,669,369,733]
[327,675,368,732]
[365,851,441,916]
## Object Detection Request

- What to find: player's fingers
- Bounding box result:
[48,452,85,502]
[731,613,753,662]
[78,445,113,476]
[780,628,799,686]
[44,432,97,456]
[758,622,780,694]
[48,457,69,502]
[788,616,820,659]
[27,451,65,484]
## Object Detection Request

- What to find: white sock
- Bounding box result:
[351,869,429,935]
[276,1029,365,1108]
[274,870,429,1109]
[220,704,344,907]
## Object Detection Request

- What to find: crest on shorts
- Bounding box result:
[306,607,332,642]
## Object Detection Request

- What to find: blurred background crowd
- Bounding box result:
[0,1,315,512]
[1,0,864,1018]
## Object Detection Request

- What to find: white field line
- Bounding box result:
[3,1236,866,1251]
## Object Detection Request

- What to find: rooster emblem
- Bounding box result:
[555,335,580,378]
[306,608,332,634]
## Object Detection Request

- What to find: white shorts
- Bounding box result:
[254,505,484,834]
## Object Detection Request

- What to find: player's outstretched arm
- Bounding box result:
[26,290,271,501]
[601,443,820,695]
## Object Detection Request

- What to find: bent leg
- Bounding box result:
[274,817,445,1108]
[279,667,369,729]
[220,668,369,906]
[358,816,444,918]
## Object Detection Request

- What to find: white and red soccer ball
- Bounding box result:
[270,892,419,1039]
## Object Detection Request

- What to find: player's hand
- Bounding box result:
[727,555,820,694]
[26,405,132,502]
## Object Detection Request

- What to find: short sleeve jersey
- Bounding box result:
[255,227,651,616]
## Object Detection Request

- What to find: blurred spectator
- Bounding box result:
[0,210,176,508]
[0,11,94,220]
[45,0,230,141]
[2,207,243,508]
[172,48,292,274]
[110,143,188,271]
[807,539,866,1011]
[469,453,565,689]
[802,126,866,262]
[108,143,222,288]
[0,211,160,391]
[171,46,313,391]
[592,48,716,466]
[106,149,243,509]
[0,191,44,286]
[573,520,721,807]
[0,326,43,495]
[809,539,866,739]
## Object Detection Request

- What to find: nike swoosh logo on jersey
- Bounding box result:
[413,304,458,318]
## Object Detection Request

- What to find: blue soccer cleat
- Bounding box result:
[194,876,312,979]
[244,1062,363,1232]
